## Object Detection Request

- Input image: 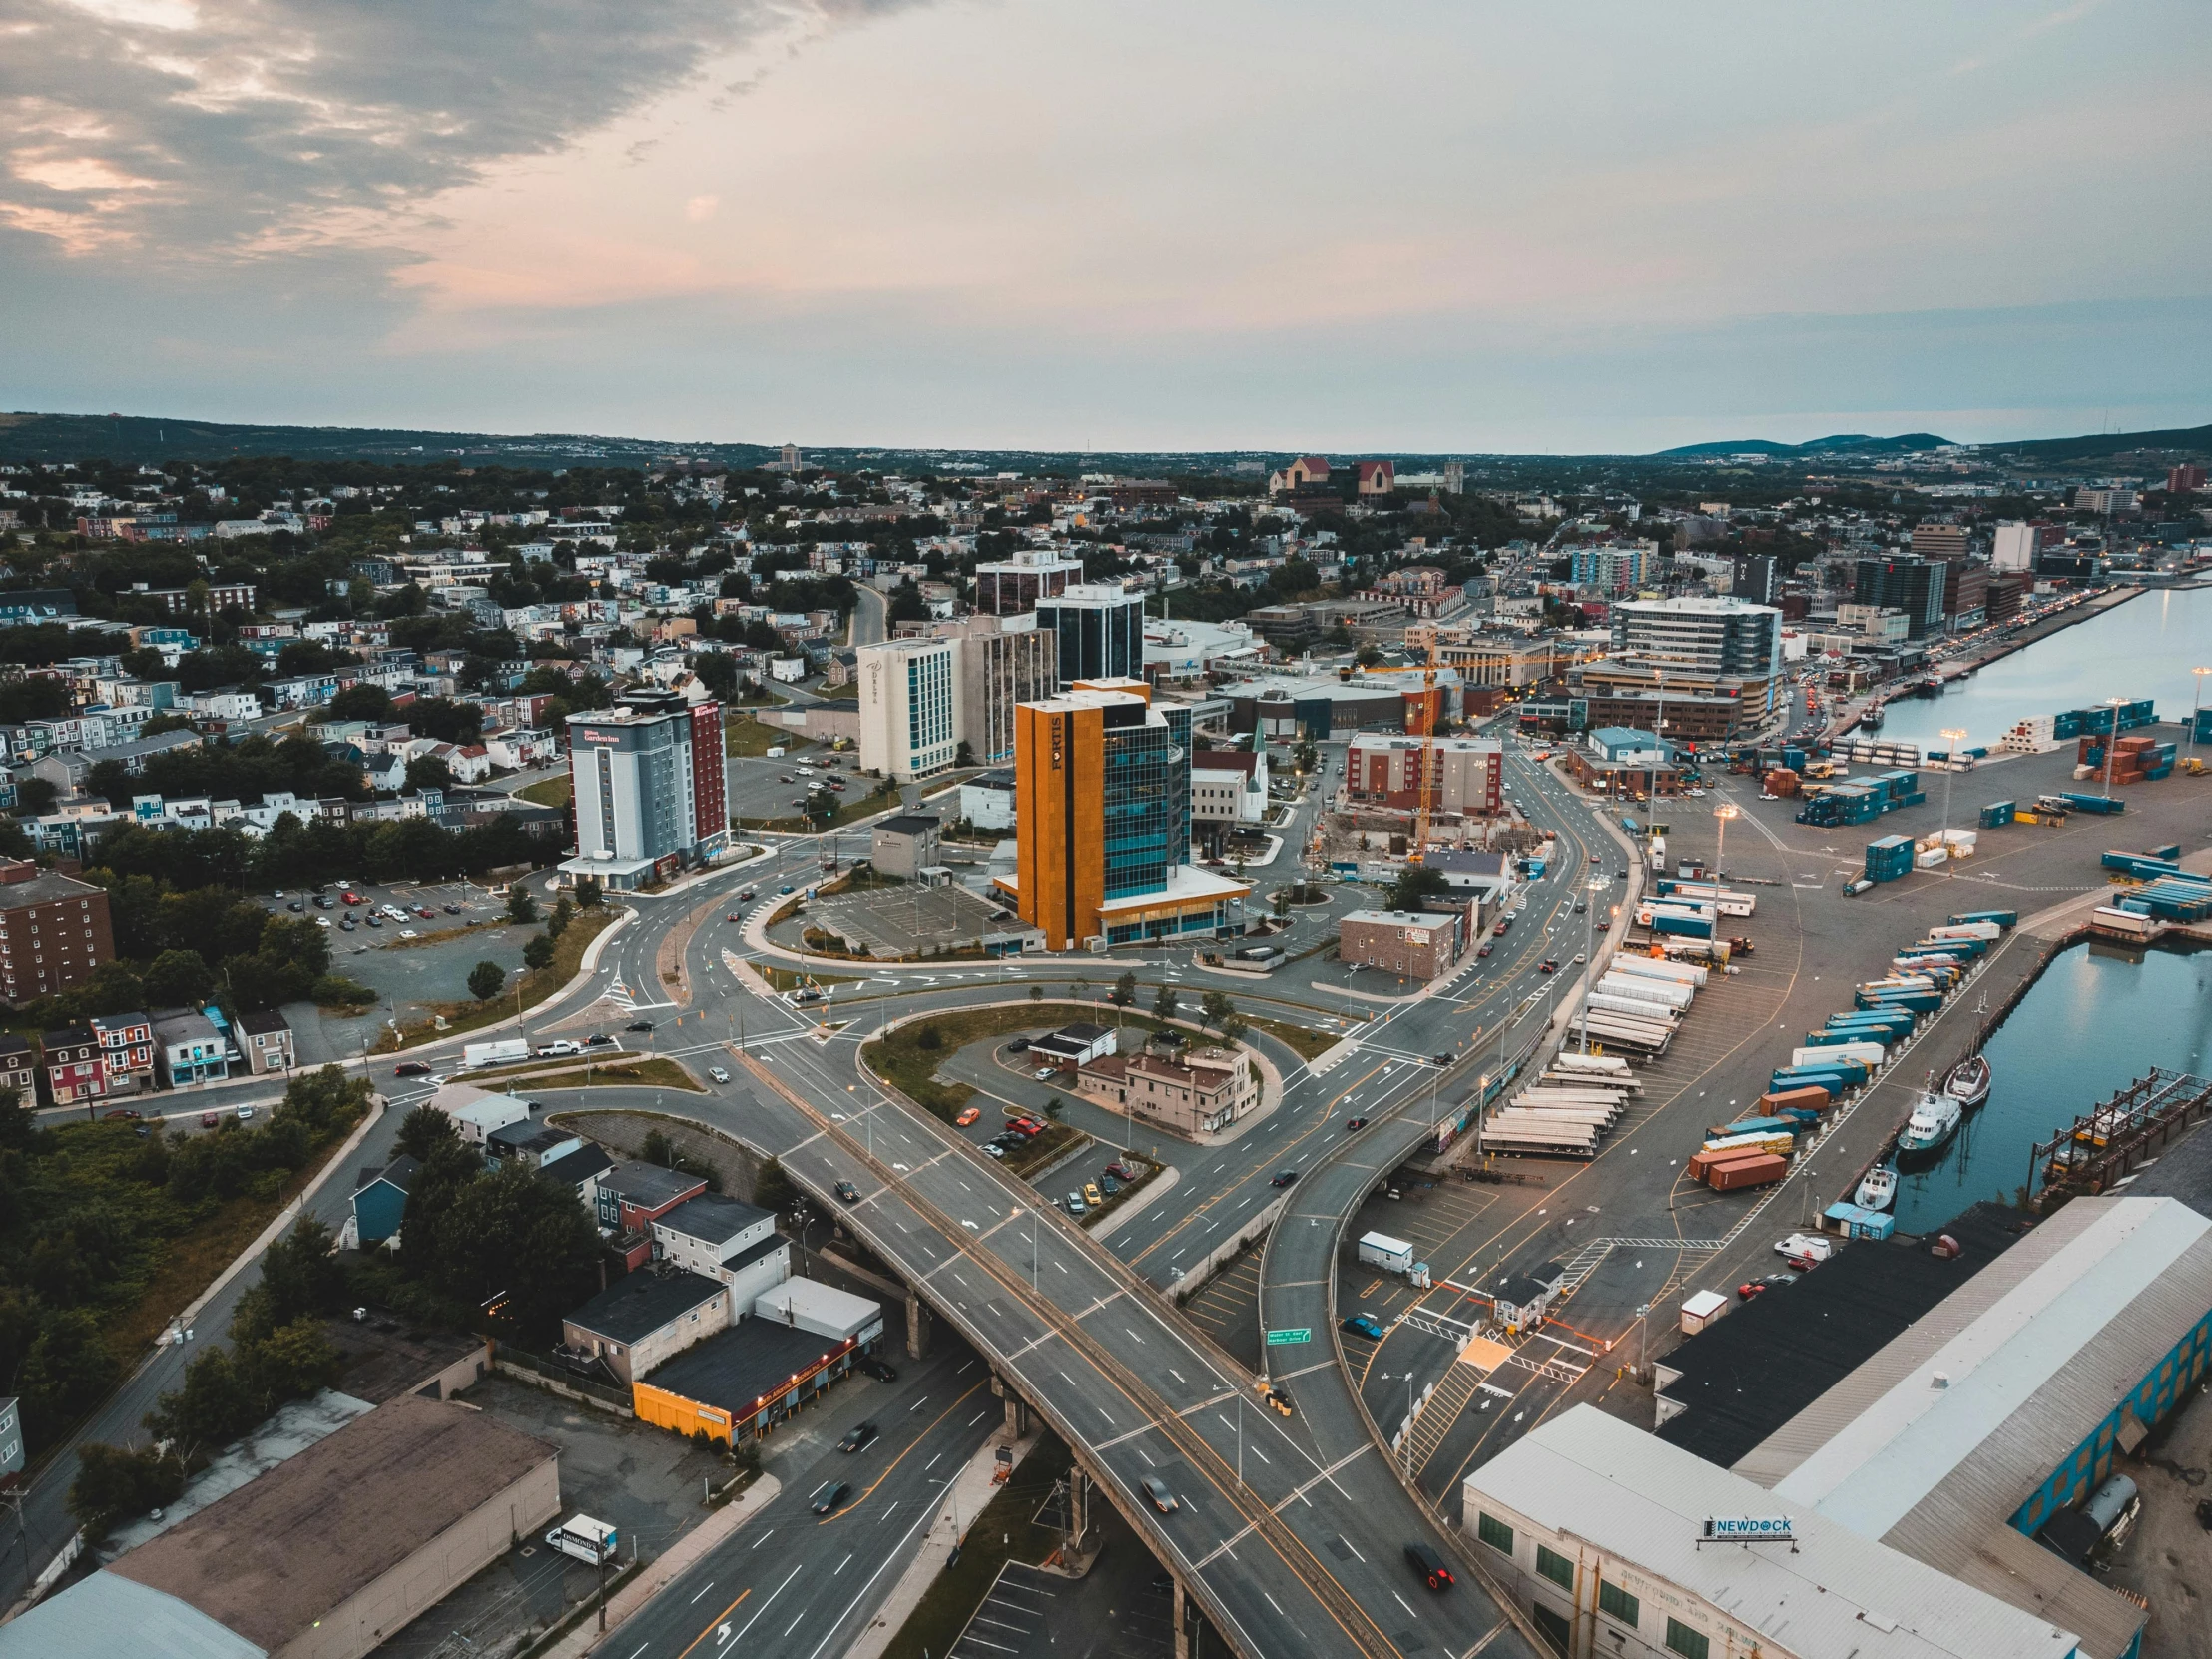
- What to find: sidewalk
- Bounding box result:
[556,1476,782,1658]
[841,1428,1041,1659]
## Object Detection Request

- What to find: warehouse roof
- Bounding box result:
[1656,1200,2022,1467]
[0,1570,264,1659]
[1467,1405,2080,1659]
[107,1394,556,1655]
[639,1321,849,1418]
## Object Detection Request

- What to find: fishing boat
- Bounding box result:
[1855,1164,1899,1211]
[1896,1090,1962,1158]
[1861,703,1886,730]
[1944,1053,1991,1109]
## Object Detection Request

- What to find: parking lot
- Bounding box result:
[773,879,1009,959]
[281,877,550,1063]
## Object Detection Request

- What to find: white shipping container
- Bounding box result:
[1551,1052,1635,1075]
[1610,956,1709,988]
[1918,847,1949,869]
[1927,921,2000,941]
[1595,974,1695,1011]
[1793,1041,1884,1070]
[1358,1232,1415,1274]
[1586,991,1682,1022]
[1680,1290,1730,1334]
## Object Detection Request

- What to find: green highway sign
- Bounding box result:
[1265,1328,1312,1347]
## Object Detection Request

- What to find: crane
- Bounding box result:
[1340,644,1446,862]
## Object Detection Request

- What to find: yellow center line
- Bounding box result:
[676,1588,752,1659]
[820,1378,988,1523]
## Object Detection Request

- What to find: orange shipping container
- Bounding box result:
[1690,1146,1779,1182]
[1707,1152,1789,1191]
[1760,1086,1832,1117]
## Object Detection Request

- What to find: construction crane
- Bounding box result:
[1340,644,1446,861]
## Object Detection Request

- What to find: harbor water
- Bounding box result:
[1869,584,2212,750]
[1890,939,2212,1234]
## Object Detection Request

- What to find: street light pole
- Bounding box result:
[1576,876,1603,1054]
[1711,802,1737,879]
[1938,727,1966,876]
[2102,697,2125,796]
[2190,667,2211,757]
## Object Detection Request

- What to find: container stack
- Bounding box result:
[1865,834,1914,883]
[1997,715,2057,754]
[2112,872,2212,924]
[2059,791,2126,816]
[2053,699,2155,741]
[1976,800,2016,830]
[1763,767,1800,798]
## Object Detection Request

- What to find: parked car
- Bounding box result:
[859,1357,896,1382]
[834,1180,860,1203]
[1405,1542,1454,1591]
[1033,1065,1059,1081]
[1342,1313,1386,1340]
[103,1108,141,1121]
[312,894,333,909]
[1738,1274,1794,1300]
[444,903,463,914]
[286,900,304,912]
[1140,1476,1180,1513]
[200,1111,221,1129]
[837,1422,878,1453]
[1099,1175,1120,1196]
[1006,1037,1030,1053]
[1067,1190,1089,1211]
[983,1144,1006,1159]
[708,1066,731,1084]
[1476,943,1493,958]
[586,1033,616,1046]
[955,1107,982,1126]
[1083,1182,1104,1208]
[236,1105,256,1120]
[398,929,418,939]
[366,914,383,927]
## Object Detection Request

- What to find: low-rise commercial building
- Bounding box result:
[561,1267,732,1385]
[152,1007,230,1087]
[1075,1045,1259,1137]
[237,1009,294,1074]
[1338,908,1465,980]
[870,813,942,880]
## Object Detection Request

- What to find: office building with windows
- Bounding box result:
[1853,557,1947,639]
[996,680,1246,951]
[562,689,727,890]
[974,547,1086,616]
[857,636,963,782]
[1572,596,1786,742]
[1035,584,1145,687]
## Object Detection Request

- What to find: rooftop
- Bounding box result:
[639,1320,852,1417]
[0,866,104,910]
[106,1394,556,1656]
[1341,909,1461,929]
[598,1160,709,1210]
[564,1268,728,1344]
[1468,1405,2081,1659]
[656,1192,772,1247]
[875,814,941,836]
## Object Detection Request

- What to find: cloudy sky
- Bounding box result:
[4,0,2207,452]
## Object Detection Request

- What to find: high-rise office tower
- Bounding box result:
[1034,584,1145,687]
[565,688,726,888]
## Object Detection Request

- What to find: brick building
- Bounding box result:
[1075,1045,1260,1137]
[1338,908,1466,981]
[1345,735,1503,816]
[0,859,117,1003]
[39,1026,107,1109]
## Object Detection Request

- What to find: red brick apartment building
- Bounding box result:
[0,859,117,1003]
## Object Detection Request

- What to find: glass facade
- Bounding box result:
[1038,589,1144,686]
[1101,704,1171,899]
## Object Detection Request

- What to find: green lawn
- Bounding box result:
[376,907,619,1052]
[862,1001,1165,1122]
[516,775,571,808]
[1241,1012,1343,1059]
[726,711,810,758]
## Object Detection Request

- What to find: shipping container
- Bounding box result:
[1609,956,1710,989]
[1357,1232,1416,1274]
[1680,1290,1730,1334]
[1794,1040,1884,1070]
[1946,909,2017,928]
[1976,800,2016,830]
[1759,1085,1834,1118]
[1707,1152,1789,1191]
[2060,792,2126,815]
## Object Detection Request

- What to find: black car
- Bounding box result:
[837,1422,878,1453]
[625,1020,656,1033]
[1345,1117,1369,1131]
[1405,1542,1454,1590]
[1270,1168,1299,1188]
[1007,1037,1030,1052]
[812,1480,850,1515]
[286,900,304,912]
[1140,1476,1179,1513]
[393,1061,432,1076]
[860,1357,897,1382]
[444,902,462,914]
[1431,1053,1451,1066]
[834,1180,860,1204]
[586,1033,616,1046]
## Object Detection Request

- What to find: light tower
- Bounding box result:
[1938,727,1967,877]
[1711,802,1738,878]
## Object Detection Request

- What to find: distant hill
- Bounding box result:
[1656,433,1951,458]
[1986,422,2212,463]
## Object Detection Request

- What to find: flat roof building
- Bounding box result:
[563,687,727,890]
[0,1395,560,1659]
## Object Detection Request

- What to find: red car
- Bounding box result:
[1476,943,1493,958]
[1538,959,1559,974]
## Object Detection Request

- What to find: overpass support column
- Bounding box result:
[905,1292,932,1360]
[1173,1579,1192,1659]
[1067,1467,1097,1557]
[992,1372,1029,1436]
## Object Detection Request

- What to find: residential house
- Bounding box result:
[350,1155,419,1246]
[236,1008,293,1074]
[652,1195,790,1314]
[484,1120,583,1170]
[540,1141,615,1206]
[0,1034,35,1099]
[434,1084,532,1144]
[38,1026,106,1108]
[152,1007,230,1087]
[595,1163,710,1270]
[89,1012,156,1094]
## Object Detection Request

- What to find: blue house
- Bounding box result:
[350,1154,421,1246]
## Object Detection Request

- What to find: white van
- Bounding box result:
[545,1514,617,1565]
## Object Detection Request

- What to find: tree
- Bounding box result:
[467,960,506,1001]
[69,1442,186,1539]
[1028,983,1043,1002]
[394,1102,460,1162]
[1271,888,1293,920]
[523,933,555,972]
[1220,1011,1249,1044]
[404,754,454,793]
[575,878,603,908]
[753,1154,795,1213]
[143,947,215,1008]
[1385,864,1453,914]
[233,1218,345,1345]
[1110,970,1138,1007]
[546,895,574,939]
[1152,984,1180,1023]
[506,886,539,925]
[1199,990,1235,1034]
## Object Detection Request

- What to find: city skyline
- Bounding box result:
[4,0,2208,452]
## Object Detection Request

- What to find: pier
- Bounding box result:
[2027,1068,2212,1211]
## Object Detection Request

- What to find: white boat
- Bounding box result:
[1855,1164,1898,1211]
[1896,1091,1962,1157]
[1944,1053,1991,1109]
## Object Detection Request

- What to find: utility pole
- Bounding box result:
[2190,667,2211,758]
[1938,727,1966,875]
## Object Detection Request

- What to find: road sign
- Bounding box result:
[1265,1328,1312,1347]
